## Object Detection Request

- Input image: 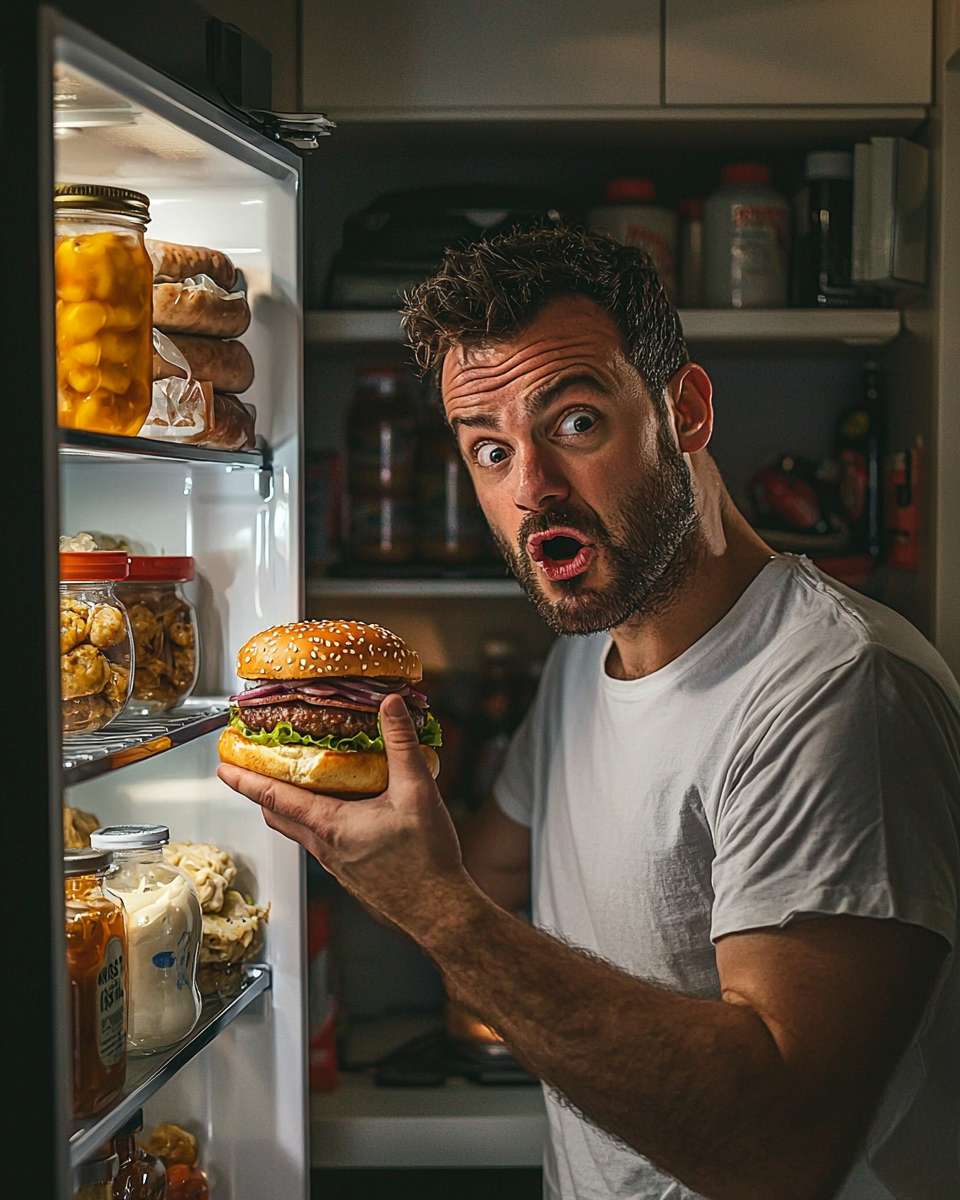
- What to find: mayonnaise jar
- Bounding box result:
[90,824,202,1054]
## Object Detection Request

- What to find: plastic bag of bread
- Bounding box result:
[154,274,250,338]
[152,331,254,393]
[146,239,238,291]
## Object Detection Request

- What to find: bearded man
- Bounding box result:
[220,229,960,1200]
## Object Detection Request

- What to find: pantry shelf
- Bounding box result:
[69,963,271,1168]
[305,308,903,349]
[62,698,230,787]
[307,577,523,599]
[59,428,269,470]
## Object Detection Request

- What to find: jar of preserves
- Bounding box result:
[118,557,198,714]
[55,183,153,436]
[60,551,133,734]
[64,847,127,1118]
[73,1153,120,1200]
[111,1108,167,1200]
[90,824,202,1055]
[417,404,486,564]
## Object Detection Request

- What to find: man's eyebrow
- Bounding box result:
[449,412,502,432]
[522,373,606,420]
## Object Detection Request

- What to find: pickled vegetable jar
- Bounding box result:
[118,557,198,714]
[60,551,133,734]
[54,184,153,436]
[64,847,127,1119]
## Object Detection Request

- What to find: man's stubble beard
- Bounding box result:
[491,427,703,637]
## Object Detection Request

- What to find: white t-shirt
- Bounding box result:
[494,555,960,1200]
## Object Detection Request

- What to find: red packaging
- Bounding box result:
[308,898,339,1092]
[886,448,921,571]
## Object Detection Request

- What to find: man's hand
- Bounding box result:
[217,692,473,935]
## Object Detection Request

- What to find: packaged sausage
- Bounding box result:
[152,331,254,393]
[141,379,255,451]
[153,275,250,338]
[146,239,238,290]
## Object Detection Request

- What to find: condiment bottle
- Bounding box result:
[837,361,886,560]
[118,556,199,714]
[417,402,486,564]
[346,366,417,563]
[54,183,153,436]
[111,1108,166,1199]
[90,824,202,1055]
[588,179,677,300]
[65,847,127,1118]
[472,638,521,806]
[74,1153,119,1200]
[792,150,857,307]
[677,199,704,308]
[703,164,790,308]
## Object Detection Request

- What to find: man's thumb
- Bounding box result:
[380,693,429,783]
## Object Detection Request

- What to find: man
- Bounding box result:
[219,229,960,1200]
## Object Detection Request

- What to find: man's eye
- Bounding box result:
[559,411,596,436]
[476,443,509,467]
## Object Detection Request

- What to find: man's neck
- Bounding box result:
[605,460,774,681]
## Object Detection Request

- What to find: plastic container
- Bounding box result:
[792,150,857,307]
[677,199,704,308]
[90,824,202,1055]
[118,556,198,714]
[703,164,789,309]
[64,847,127,1118]
[588,179,677,300]
[54,184,153,436]
[60,551,133,734]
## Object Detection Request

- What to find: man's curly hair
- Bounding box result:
[400,226,689,407]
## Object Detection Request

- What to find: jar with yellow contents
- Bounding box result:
[54,184,153,436]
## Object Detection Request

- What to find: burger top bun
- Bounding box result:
[236,619,422,683]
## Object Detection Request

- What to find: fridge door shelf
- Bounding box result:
[62,698,230,786]
[59,428,271,472]
[70,962,272,1168]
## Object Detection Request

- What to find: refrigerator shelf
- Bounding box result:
[59,428,270,471]
[70,963,272,1168]
[308,577,523,598]
[62,698,230,787]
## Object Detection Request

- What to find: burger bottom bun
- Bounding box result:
[217,726,440,796]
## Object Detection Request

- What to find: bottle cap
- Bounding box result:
[90,823,170,850]
[125,556,195,582]
[60,551,129,582]
[604,178,656,203]
[63,847,113,877]
[721,163,771,185]
[804,151,854,181]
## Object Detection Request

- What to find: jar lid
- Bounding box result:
[125,555,195,582]
[804,150,854,181]
[73,1153,119,1188]
[55,182,151,221]
[721,163,771,185]
[604,178,656,203]
[90,823,170,850]
[60,551,129,582]
[63,847,113,877]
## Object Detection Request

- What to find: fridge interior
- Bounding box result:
[53,17,307,1199]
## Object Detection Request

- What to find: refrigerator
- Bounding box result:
[7,4,316,1196]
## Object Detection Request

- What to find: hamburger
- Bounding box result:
[217,620,441,795]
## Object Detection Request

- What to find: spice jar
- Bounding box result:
[90,824,202,1055]
[64,847,127,1118]
[118,557,199,714]
[60,551,133,734]
[55,183,153,436]
[73,1153,120,1200]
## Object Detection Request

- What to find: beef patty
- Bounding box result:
[239,699,425,741]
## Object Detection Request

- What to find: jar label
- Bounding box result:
[97,937,126,1067]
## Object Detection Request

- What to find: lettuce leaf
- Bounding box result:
[229,708,442,752]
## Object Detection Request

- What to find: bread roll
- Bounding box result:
[153,334,254,393]
[147,240,238,290]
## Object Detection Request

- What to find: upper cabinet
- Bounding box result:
[301,0,661,114]
[665,0,933,106]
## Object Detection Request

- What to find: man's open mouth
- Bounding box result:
[527,527,595,582]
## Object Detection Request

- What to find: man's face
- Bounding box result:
[441,295,702,635]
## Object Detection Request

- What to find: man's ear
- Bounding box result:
[668,364,713,455]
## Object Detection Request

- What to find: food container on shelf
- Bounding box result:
[703,163,790,309]
[64,847,127,1119]
[117,556,199,714]
[60,551,133,734]
[588,179,678,301]
[90,824,202,1055]
[54,183,153,436]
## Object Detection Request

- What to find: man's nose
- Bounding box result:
[512,445,570,513]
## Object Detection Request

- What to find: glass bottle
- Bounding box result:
[792,151,857,307]
[117,556,199,714]
[90,824,202,1055]
[65,848,127,1118]
[837,361,887,559]
[472,639,521,806]
[73,1153,119,1200]
[417,403,486,565]
[111,1108,167,1199]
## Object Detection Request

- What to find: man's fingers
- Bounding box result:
[380,692,431,788]
[216,763,343,832]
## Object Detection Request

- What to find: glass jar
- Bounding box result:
[73,1153,119,1200]
[118,557,199,714]
[55,183,153,436]
[60,551,133,734]
[417,403,487,565]
[111,1108,167,1200]
[90,824,202,1055]
[64,847,127,1118]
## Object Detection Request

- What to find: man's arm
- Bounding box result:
[458,793,531,912]
[219,694,947,1200]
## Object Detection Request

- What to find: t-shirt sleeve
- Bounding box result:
[711,645,960,948]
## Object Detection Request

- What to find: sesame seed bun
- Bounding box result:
[236,620,422,683]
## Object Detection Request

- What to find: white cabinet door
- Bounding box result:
[302,0,660,113]
[665,0,932,106]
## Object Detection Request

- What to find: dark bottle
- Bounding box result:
[346,366,417,563]
[837,362,886,558]
[111,1109,166,1199]
[472,639,522,806]
[417,403,486,565]
[792,151,857,308]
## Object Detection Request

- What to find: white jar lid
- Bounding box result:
[805,151,853,181]
[91,822,169,849]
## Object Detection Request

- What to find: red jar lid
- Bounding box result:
[60,551,129,582]
[721,163,771,185]
[126,555,195,582]
[605,178,656,203]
